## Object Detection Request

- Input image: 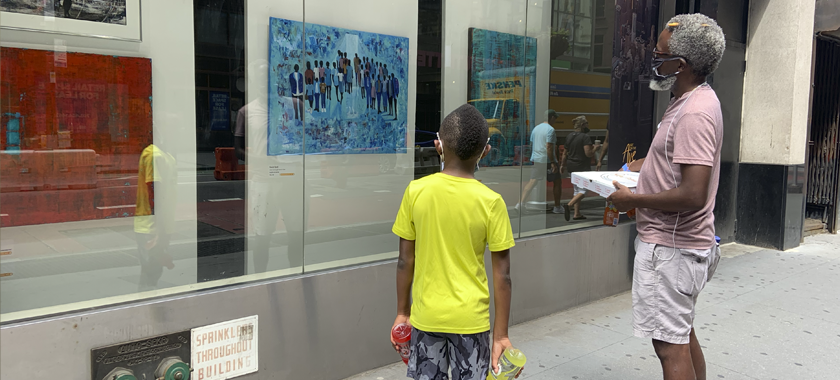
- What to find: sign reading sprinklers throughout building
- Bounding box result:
[191,315,259,380]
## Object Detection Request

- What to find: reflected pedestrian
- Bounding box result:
[560,116,596,221]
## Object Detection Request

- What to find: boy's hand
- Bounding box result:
[491,336,513,374]
[390,314,411,351]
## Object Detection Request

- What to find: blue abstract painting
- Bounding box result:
[268,18,409,155]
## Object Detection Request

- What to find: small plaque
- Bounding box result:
[191,315,259,380]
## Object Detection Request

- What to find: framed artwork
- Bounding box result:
[268,17,409,155]
[0,47,152,226]
[0,0,141,41]
[467,27,537,167]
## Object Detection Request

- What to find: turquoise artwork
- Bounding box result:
[268,18,409,155]
[467,28,537,167]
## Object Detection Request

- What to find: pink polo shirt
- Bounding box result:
[636,85,724,251]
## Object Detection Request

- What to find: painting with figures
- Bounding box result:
[268,17,409,155]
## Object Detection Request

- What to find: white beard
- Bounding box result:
[649,75,678,92]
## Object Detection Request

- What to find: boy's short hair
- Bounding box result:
[439,104,489,161]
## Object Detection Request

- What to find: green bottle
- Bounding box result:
[487,348,527,380]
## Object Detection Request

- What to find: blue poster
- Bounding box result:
[268,18,409,155]
[209,91,230,131]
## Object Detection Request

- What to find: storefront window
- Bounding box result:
[0,0,657,322]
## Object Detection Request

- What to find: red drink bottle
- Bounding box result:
[391,323,411,364]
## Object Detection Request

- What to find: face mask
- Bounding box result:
[651,56,683,80]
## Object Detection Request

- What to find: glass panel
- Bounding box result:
[0,0,206,318]
[247,2,306,274]
[444,0,529,238]
[519,0,616,237]
[296,0,418,271]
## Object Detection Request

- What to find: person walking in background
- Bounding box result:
[288,64,305,120]
[560,115,597,221]
[516,110,562,214]
[607,14,726,380]
[391,104,516,380]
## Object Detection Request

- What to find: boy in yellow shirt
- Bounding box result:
[391,104,516,379]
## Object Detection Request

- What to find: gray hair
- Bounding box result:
[665,14,726,77]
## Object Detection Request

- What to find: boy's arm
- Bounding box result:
[491,249,513,373]
[391,238,415,350]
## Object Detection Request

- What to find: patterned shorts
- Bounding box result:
[406,328,490,380]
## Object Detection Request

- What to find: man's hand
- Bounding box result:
[550,162,558,174]
[607,181,635,212]
[390,314,410,352]
[596,161,603,171]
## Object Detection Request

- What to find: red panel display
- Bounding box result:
[1,47,152,227]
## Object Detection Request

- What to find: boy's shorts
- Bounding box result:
[406,328,490,380]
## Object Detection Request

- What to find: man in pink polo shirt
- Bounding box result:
[608,14,725,380]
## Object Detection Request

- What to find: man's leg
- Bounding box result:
[552,178,562,208]
[689,328,706,380]
[519,178,538,205]
[652,340,696,380]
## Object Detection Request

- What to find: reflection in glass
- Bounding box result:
[134,142,177,292]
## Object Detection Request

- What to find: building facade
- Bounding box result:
[0,0,835,379]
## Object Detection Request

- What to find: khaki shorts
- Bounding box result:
[632,237,720,344]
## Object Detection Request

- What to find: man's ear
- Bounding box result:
[678,58,690,73]
[435,140,443,156]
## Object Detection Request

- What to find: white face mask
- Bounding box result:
[436,132,490,171]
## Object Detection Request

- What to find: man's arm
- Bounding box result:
[628,158,645,172]
[583,144,595,158]
[491,249,513,372]
[608,164,712,212]
[596,140,609,170]
[391,238,415,349]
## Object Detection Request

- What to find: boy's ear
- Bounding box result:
[480,144,491,159]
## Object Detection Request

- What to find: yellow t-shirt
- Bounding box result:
[392,173,515,334]
[134,145,176,234]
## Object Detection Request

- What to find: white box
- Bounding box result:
[570,171,640,198]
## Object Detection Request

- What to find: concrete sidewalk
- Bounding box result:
[345,234,840,380]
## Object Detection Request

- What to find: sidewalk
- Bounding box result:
[345,233,840,380]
